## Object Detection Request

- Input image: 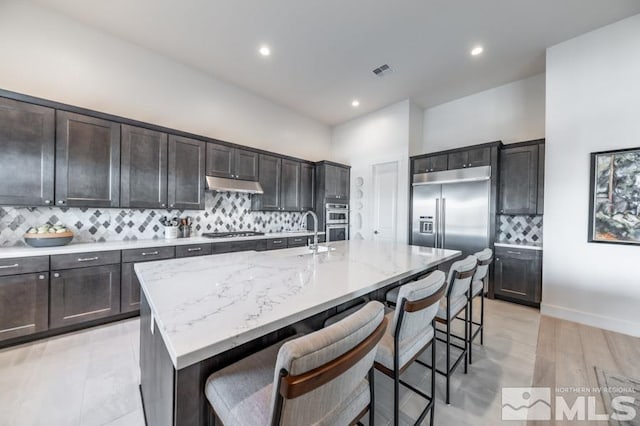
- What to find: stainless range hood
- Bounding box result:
[205,176,264,194]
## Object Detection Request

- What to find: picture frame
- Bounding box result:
[588,147,640,245]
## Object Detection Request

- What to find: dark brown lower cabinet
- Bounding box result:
[50,264,121,328]
[494,246,542,306]
[121,263,141,314]
[0,273,49,342]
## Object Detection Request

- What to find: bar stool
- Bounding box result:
[465,248,493,364]
[205,301,387,425]
[374,270,447,426]
[420,255,477,404]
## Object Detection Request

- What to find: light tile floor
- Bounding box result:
[0,298,540,426]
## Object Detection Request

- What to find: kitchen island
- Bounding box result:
[136,240,460,426]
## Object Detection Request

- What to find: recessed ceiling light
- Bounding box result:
[351,100,360,107]
[259,46,271,56]
[471,46,484,56]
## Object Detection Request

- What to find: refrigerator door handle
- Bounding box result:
[441,198,446,249]
[435,198,440,248]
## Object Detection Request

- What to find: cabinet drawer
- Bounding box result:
[495,247,541,261]
[287,236,308,248]
[122,246,175,263]
[0,256,49,277]
[51,251,120,270]
[266,238,287,250]
[176,243,212,258]
[212,240,264,254]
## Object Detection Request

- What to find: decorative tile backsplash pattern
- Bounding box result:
[0,192,305,246]
[497,215,543,245]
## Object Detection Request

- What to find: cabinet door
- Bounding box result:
[120,125,168,208]
[499,145,539,214]
[168,135,206,210]
[0,273,49,342]
[494,250,541,304]
[413,157,429,174]
[468,147,491,167]
[281,159,301,211]
[121,263,141,314]
[253,154,281,211]
[235,149,259,181]
[206,142,234,179]
[447,151,468,170]
[50,264,121,328]
[337,167,350,199]
[300,163,314,210]
[56,111,120,207]
[427,155,448,172]
[0,98,55,206]
[537,144,545,215]
[324,164,339,198]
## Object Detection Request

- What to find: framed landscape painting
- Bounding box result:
[588,147,640,245]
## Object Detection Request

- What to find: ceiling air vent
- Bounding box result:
[372,64,391,77]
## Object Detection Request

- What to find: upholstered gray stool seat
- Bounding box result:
[205,338,285,425]
[375,310,435,371]
[205,301,386,426]
[436,294,468,320]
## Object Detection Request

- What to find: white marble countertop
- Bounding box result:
[0,231,325,259]
[494,242,543,251]
[135,240,461,369]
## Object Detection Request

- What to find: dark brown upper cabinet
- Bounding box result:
[56,111,121,208]
[449,147,491,169]
[537,144,545,215]
[206,142,259,181]
[300,163,315,211]
[413,154,448,173]
[324,164,350,200]
[252,154,281,211]
[168,135,206,210]
[0,98,55,206]
[281,159,301,211]
[499,144,539,215]
[120,125,168,209]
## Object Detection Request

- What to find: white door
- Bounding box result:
[372,161,398,242]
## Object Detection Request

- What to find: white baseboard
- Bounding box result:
[540,303,640,338]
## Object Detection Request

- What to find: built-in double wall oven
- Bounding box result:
[325,203,349,242]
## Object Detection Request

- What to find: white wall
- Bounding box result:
[418,74,546,155]
[543,14,640,337]
[0,1,331,161]
[331,100,411,243]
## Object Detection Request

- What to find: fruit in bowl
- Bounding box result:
[24,223,74,247]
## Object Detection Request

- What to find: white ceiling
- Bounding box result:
[33,0,640,125]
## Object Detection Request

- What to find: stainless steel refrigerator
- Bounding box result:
[411,166,491,271]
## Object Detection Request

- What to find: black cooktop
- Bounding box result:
[202,231,265,239]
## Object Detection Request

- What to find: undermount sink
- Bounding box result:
[268,245,335,257]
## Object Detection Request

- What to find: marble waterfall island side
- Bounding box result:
[135,240,460,426]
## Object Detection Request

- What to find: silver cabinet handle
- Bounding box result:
[141,251,159,256]
[170,204,174,208]
[57,200,66,205]
[77,256,99,262]
[273,240,282,244]
[54,273,60,278]
[44,200,51,205]
[507,250,522,255]
[0,263,19,269]
[38,275,46,280]
[187,247,202,252]
[161,203,166,207]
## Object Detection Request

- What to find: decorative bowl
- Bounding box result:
[24,231,74,248]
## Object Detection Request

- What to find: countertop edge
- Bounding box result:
[494,242,543,251]
[0,231,326,259]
